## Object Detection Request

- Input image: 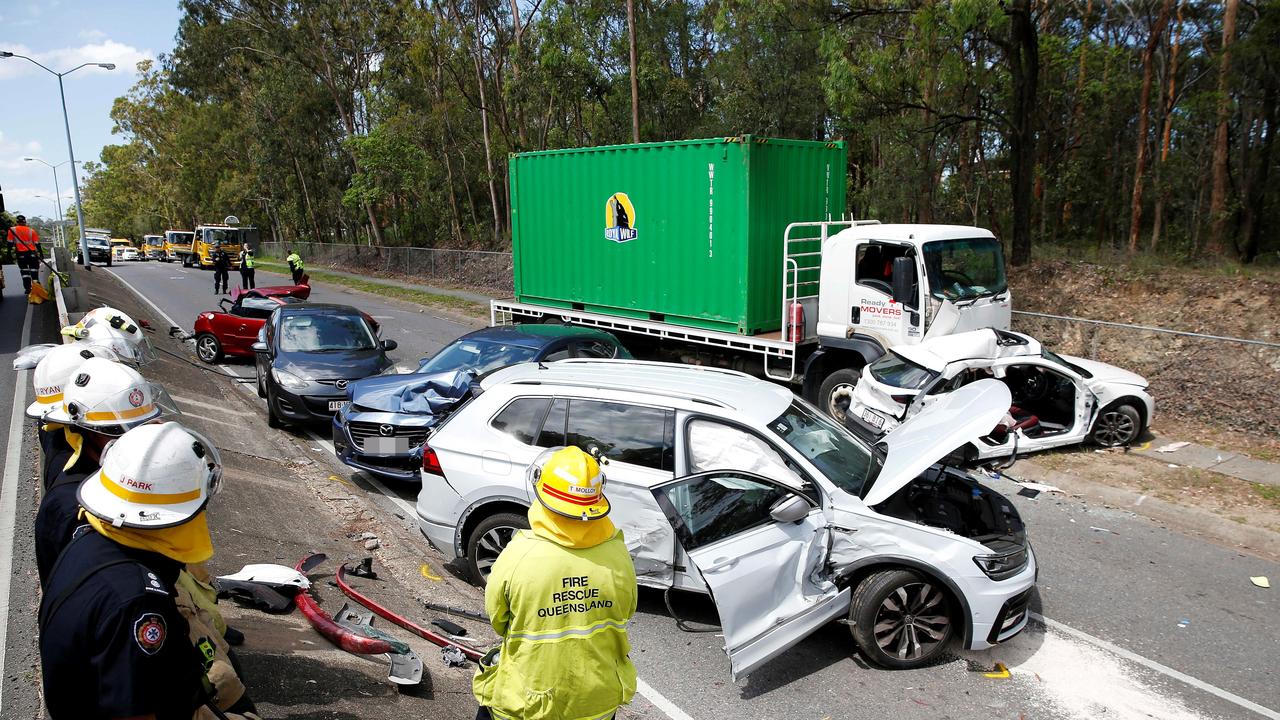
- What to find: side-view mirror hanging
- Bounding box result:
[891,256,915,308]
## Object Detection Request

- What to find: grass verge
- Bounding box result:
[256,259,487,318]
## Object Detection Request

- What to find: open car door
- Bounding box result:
[650,471,849,681]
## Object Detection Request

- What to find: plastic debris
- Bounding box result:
[1089,526,1119,535]
[1020,482,1063,494]
[1167,464,1179,469]
[1177,618,1190,628]
[420,563,442,581]
[1251,576,1271,589]
[363,538,380,550]
[1017,488,1041,499]
[1154,441,1190,453]
[441,646,468,667]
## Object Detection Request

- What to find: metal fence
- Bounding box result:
[256,241,514,293]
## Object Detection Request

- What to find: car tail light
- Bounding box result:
[891,394,915,404]
[422,444,444,477]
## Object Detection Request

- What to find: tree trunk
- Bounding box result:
[1150,0,1184,251]
[509,0,528,148]
[1206,0,1239,256]
[467,0,503,244]
[1127,0,1172,253]
[627,0,641,142]
[1241,82,1276,263]
[1006,0,1039,267]
[1061,0,1092,227]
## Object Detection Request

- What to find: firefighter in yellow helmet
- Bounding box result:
[473,446,638,720]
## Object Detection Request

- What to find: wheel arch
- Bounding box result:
[834,555,975,649]
[801,339,884,402]
[456,497,531,559]
[1092,395,1149,432]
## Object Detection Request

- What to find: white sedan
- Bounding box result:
[847,328,1154,461]
[120,247,140,261]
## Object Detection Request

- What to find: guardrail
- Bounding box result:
[255,241,514,293]
[49,247,71,335]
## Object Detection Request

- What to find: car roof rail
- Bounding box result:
[550,358,758,380]
[504,377,732,409]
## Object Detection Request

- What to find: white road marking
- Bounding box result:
[0,303,34,714]
[1030,612,1279,719]
[113,266,695,720]
[636,678,697,720]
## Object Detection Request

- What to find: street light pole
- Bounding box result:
[24,157,71,248]
[1,52,116,268]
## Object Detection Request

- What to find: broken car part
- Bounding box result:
[334,603,423,686]
[293,554,405,656]
[336,563,485,663]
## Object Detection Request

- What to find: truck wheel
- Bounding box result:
[466,512,529,585]
[1091,402,1142,447]
[818,369,861,425]
[195,333,223,363]
[849,569,954,670]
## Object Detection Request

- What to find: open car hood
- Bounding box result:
[349,369,473,414]
[861,379,1012,506]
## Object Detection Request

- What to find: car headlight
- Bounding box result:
[272,368,308,390]
[380,362,418,376]
[973,548,1028,581]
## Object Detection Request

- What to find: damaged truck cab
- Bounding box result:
[416,361,1036,677]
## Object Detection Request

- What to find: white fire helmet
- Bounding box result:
[63,306,155,365]
[25,343,121,419]
[42,357,177,435]
[79,422,223,529]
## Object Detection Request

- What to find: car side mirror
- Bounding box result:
[891,256,915,307]
[381,339,398,351]
[769,494,811,524]
[251,342,268,353]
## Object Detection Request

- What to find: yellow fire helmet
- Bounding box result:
[25,342,121,419]
[80,422,223,529]
[526,446,610,521]
[42,357,177,435]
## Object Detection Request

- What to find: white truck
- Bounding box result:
[495,220,1013,422]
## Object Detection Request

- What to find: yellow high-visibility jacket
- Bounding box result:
[474,513,637,720]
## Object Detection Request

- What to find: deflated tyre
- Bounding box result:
[850,569,953,669]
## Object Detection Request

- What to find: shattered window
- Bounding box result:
[770,401,873,497]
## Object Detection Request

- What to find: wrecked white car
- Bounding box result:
[848,328,1154,461]
[416,360,1036,675]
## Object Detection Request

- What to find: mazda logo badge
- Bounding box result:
[378,424,395,437]
[336,379,348,390]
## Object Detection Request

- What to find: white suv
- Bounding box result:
[415,360,1036,675]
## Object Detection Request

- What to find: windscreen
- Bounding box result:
[869,352,936,390]
[922,237,1007,301]
[205,228,243,246]
[279,314,376,352]
[420,339,538,376]
[769,400,873,497]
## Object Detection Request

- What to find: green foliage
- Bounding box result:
[77,0,1277,262]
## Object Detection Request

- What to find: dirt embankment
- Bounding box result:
[1010,260,1280,456]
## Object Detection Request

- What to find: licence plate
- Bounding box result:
[862,408,885,430]
[328,400,346,411]
[364,437,409,454]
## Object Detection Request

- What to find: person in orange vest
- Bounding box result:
[7,215,41,293]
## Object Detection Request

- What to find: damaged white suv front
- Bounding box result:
[649,378,1035,679]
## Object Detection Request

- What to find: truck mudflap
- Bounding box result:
[336,562,487,663]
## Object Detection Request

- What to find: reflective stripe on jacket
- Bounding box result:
[474,529,637,720]
[8,225,39,253]
[241,252,255,269]
[285,253,303,271]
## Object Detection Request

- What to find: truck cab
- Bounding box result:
[142,234,166,261]
[166,229,195,264]
[795,222,1012,423]
[194,224,243,269]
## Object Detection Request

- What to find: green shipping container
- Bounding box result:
[510,136,846,335]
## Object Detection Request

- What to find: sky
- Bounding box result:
[1,0,181,225]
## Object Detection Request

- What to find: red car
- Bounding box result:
[194,284,312,363]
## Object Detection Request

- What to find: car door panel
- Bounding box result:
[651,471,844,681]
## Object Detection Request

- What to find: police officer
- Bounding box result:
[238,245,256,290]
[285,247,304,285]
[39,422,237,719]
[7,214,41,293]
[35,357,168,586]
[473,446,638,720]
[211,243,231,295]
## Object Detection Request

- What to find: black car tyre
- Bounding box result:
[105,255,113,267]
[195,333,223,363]
[466,512,529,585]
[1091,402,1142,447]
[818,368,861,426]
[849,569,954,670]
[257,371,266,398]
